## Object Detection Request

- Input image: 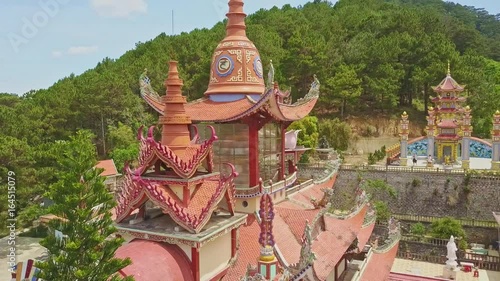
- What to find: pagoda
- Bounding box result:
[140,0,319,214]
[123,1,401,280]
[426,64,468,166]
[114,61,246,281]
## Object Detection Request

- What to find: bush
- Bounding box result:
[289,116,320,149]
[430,217,467,245]
[319,118,352,151]
[374,201,391,223]
[410,222,426,236]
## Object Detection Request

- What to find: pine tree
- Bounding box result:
[36,130,133,281]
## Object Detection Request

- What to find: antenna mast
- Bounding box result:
[172,10,174,35]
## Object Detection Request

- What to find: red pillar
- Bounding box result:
[280,123,286,180]
[249,122,259,187]
[191,247,200,281]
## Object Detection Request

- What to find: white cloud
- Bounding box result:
[51,46,98,58]
[67,46,98,55]
[90,0,147,18]
[52,50,63,58]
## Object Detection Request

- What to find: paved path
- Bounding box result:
[0,236,46,280]
[392,258,500,281]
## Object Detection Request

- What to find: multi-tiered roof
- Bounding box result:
[116,61,238,234]
[427,65,467,141]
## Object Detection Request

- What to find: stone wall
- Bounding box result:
[335,169,500,221]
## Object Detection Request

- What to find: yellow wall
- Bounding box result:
[199,231,232,281]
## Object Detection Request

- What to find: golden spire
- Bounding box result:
[447,61,451,76]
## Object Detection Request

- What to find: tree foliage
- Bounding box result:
[1,0,500,235]
[429,217,467,248]
[318,118,353,151]
[36,131,132,281]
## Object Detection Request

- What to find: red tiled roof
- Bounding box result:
[95,159,119,176]
[116,175,231,233]
[437,120,458,128]
[280,98,318,120]
[312,206,367,280]
[359,241,400,281]
[272,212,302,264]
[433,75,464,92]
[275,207,319,243]
[224,216,261,280]
[357,221,376,252]
[388,272,450,281]
[185,97,257,122]
[116,239,194,281]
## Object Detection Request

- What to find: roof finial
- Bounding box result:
[447,60,451,76]
[226,0,247,38]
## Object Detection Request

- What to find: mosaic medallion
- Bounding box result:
[215,55,234,77]
[253,56,263,78]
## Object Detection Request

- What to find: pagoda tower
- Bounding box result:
[114,61,246,281]
[492,110,500,170]
[427,64,467,164]
[139,0,320,214]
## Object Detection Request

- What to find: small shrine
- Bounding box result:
[426,64,469,167]
[114,61,246,280]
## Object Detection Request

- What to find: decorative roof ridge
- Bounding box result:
[374,217,401,253]
[115,164,238,233]
[134,125,218,179]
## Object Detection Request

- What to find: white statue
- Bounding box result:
[445,235,458,269]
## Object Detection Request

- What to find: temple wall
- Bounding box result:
[334,169,500,221]
[235,197,260,213]
[199,231,232,281]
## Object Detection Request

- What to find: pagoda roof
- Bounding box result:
[115,166,238,233]
[436,134,461,140]
[116,240,194,281]
[141,84,318,123]
[432,73,465,93]
[95,159,119,176]
[312,205,367,280]
[357,214,376,252]
[437,119,458,128]
[359,241,400,281]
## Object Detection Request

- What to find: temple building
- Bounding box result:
[113,1,400,280]
[426,65,470,167]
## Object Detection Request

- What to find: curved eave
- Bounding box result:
[265,90,319,122]
[141,91,165,115]
[185,93,270,123]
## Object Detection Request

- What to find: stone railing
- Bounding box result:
[397,250,500,271]
[340,164,466,174]
[393,214,498,228]
[235,172,298,198]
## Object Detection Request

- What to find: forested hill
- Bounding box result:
[1,0,500,233]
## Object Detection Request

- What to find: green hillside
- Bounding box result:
[1,0,500,234]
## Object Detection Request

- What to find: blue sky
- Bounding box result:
[0,0,499,95]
